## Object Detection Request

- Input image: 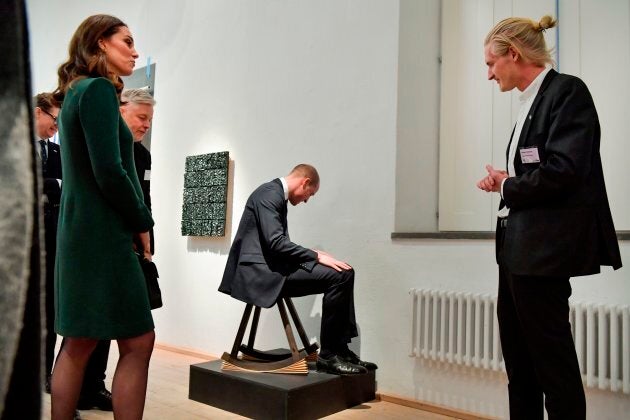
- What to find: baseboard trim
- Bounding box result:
[376,393,499,420]
[154,342,218,361]
[155,342,497,419]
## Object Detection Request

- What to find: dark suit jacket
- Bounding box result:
[133,142,151,212]
[133,142,154,253]
[42,140,62,205]
[219,179,318,308]
[499,69,622,277]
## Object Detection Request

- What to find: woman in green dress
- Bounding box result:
[51,15,155,419]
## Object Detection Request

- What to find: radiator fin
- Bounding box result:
[410,289,629,394]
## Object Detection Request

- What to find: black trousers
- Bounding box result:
[497,225,585,420]
[44,204,59,377]
[281,265,357,354]
[83,340,110,393]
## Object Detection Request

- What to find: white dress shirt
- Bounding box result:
[280,177,289,201]
[498,65,552,218]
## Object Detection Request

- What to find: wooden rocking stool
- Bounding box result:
[221,297,319,374]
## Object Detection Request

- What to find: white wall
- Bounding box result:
[439,0,630,231]
[27,1,629,418]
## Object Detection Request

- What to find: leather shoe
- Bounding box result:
[317,355,367,375]
[77,388,113,411]
[340,349,378,370]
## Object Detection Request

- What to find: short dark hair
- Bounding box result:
[33,92,59,112]
[289,164,319,186]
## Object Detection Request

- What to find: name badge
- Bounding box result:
[144,170,151,181]
[519,147,540,164]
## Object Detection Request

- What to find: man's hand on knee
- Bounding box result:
[316,250,352,272]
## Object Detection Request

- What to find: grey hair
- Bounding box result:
[121,88,156,106]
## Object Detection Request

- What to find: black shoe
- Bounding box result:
[76,388,113,411]
[317,355,367,375]
[74,410,83,420]
[340,349,378,370]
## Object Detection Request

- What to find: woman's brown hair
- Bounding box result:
[53,14,127,103]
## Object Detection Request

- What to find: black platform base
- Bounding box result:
[189,360,376,419]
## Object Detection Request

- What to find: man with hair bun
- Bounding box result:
[477,15,621,420]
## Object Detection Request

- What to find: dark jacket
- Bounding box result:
[499,69,622,277]
[219,179,317,307]
[42,140,62,205]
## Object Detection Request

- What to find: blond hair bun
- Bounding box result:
[537,15,557,31]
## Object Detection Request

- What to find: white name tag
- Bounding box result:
[144,170,151,181]
[519,147,540,163]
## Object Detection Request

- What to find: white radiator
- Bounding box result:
[410,289,630,394]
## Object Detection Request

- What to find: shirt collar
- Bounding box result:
[279,177,289,201]
[519,65,552,103]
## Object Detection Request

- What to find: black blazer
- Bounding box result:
[133,142,151,211]
[42,140,62,205]
[499,69,622,277]
[219,179,317,307]
[133,142,154,253]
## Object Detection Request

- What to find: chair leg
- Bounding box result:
[222,301,309,374]
[247,306,261,350]
[284,297,318,352]
[276,299,300,362]
[230,303,253,358]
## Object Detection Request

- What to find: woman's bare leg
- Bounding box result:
[111,330,155,420]
[51,338,98,420]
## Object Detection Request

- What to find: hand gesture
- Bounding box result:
[476,164,508,193]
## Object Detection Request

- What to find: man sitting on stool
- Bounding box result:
[219,164,377,375]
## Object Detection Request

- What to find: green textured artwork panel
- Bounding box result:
[181,151,229,236]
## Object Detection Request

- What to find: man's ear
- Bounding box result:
[508,46,519,62]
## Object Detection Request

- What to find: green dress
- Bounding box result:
[55,77,155,339]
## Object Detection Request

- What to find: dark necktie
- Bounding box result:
[39,139,48,165]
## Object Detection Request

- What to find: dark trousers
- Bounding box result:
[281,265,357,354]
[44,204,59,377]
[83,340,110,393]
[497,225,585,420]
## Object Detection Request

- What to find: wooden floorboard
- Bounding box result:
[41,345,454,419]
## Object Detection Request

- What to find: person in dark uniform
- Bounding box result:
[33,92,62,393]
[120,88,155,256]
[477,15,622,420]
[219,164,377,375]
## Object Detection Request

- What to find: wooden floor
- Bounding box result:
[42,346,453,419]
